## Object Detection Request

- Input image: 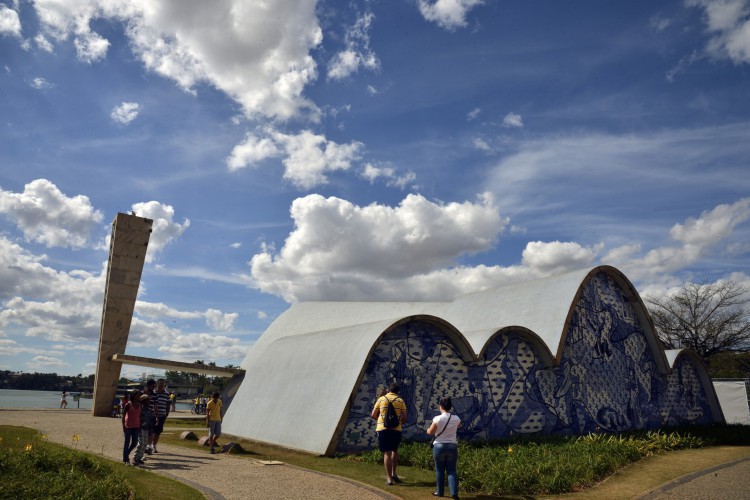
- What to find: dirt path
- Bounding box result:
[0,408,395,500]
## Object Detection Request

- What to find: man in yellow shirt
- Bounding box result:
[371,383,407,485]
[206,392,223,454]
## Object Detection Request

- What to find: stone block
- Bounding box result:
[220,442,243,454]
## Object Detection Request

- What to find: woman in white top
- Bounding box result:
[426,397,461,499]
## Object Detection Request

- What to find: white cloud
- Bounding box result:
[29,2,375,190]
[0,236,105,343]
[275,130,363,189]
[157,333,248,361]
[650,14,672,32]
[30,77,53,89]
[604,198,750,281]
[0,179,104,248]
[205,309,239,332]
[32,0,323,121]
[361,163,416,189]
[135,302,238,332]
[0,339,65,357]
[111,102,141,125]
[230,242,242,249]
[130,201,190,262]
[0,235,243,369]
[689,0,750,64]
[467,107,481,121]
[249,192,510,301]
[473,137,491,151]
[327,11,380,80]
[502,112,524,128]
[74,29,109,63]
[34,33,53,52]
[0,4,21,38]
[669,198,750,246]
[484,125,750,215]
[226,133,280,171]
[28,355,71,370]
[418,0,484,31]
[227,128,363,189]
[522,241,601,274]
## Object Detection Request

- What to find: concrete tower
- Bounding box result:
[92,213,152,416]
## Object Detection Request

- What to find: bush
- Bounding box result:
[0,431,131,500]
[339,425,750,496]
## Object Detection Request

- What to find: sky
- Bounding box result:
[1,0,749,378]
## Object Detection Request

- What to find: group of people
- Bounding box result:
[372,383,461,499]
[114,390,176,417]
[121,381,224,465]
[193,395,209,414]
[121,378,173,465]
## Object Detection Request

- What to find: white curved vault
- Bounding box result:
[223,266,724,455]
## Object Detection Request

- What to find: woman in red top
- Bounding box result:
[121,390,142,465]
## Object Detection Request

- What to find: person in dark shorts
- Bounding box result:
[371,383,407,485]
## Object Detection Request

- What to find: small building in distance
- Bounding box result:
[223,265,723,456]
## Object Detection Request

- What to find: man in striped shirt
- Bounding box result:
[150,378,171,453]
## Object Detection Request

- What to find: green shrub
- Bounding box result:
[339,425,747,496]
[0,431,131,500]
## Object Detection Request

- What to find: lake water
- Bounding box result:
[0,389,91,409]
[0,389,194,411]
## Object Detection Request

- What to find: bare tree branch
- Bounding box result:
[645,280,750,359]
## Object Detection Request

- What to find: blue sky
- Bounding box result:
[1,0,749,377]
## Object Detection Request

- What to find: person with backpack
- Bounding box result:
[371,382,407,485]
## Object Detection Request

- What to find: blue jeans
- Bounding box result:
[123,428,139,463]
[134,427,149,461]
[433,442,458,497]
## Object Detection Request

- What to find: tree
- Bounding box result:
[646,280,750,359]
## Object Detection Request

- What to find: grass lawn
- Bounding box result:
[6,417,750,499]
[0,425,203,500]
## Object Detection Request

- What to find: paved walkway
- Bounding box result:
[0,409,394,500]
[637,456,750,500]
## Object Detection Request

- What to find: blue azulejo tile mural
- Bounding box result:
[336,272,717,452]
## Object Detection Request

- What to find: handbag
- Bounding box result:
[430,413,452,448]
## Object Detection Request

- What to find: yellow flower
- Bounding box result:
[41,434,48,441]
[72,434,80,442]
[25,444,32,452]
[507,447,513,453]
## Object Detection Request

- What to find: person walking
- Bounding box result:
[60,391,68,409]
[206,391,223,454]
[426,397,461,499]
[121,390,141,465]
[150,379,170,453]
[134,380,155,464]
[371,383,407,485]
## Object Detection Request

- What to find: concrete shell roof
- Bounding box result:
[223,265,670,455]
